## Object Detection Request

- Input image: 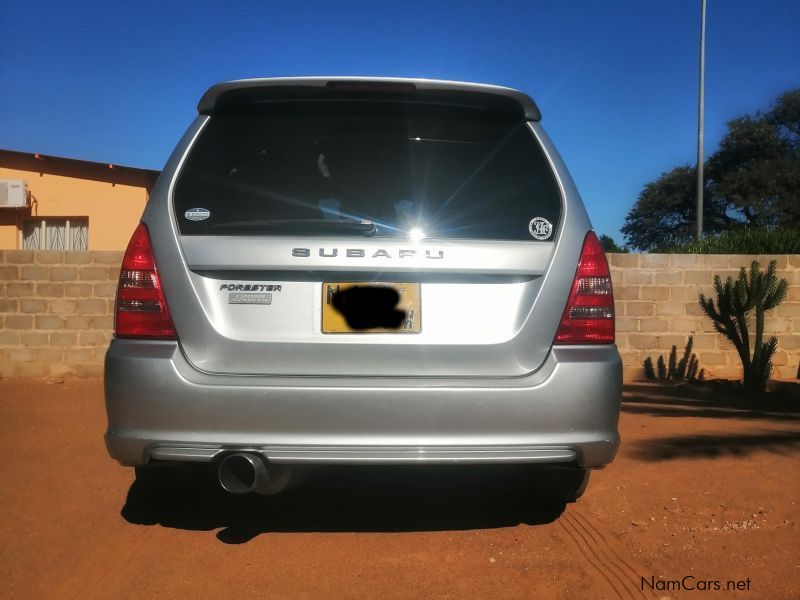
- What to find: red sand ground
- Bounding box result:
[0,379,797,599]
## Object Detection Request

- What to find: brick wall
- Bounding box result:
[0,250,122,378]
[609,253,800,381]
[1,250,799,381]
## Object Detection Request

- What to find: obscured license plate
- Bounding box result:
[322,282,421,334]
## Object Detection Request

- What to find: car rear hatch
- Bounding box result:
[163,79,571,378]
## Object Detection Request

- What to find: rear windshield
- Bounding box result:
[174,101,561,240]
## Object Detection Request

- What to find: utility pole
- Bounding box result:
[696,0,707,240]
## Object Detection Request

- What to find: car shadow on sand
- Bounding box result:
[631,429,800,462]
[121,464,567,544]
[621,401,800,421]
[622,383,800,422]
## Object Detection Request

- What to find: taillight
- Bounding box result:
[114,223,176,339]
[554,231,614,344]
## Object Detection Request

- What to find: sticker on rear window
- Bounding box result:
[185,208,210,221]
[528,217,552,240]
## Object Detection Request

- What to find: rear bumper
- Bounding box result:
[104,340,621,468]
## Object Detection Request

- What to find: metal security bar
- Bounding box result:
[22,218,89,250]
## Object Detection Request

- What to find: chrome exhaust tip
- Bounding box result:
[217,453,291,495]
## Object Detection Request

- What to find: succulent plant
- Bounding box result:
[698,260,788,393]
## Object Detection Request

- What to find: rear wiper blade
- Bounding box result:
[210,219,377,236]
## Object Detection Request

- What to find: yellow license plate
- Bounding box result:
[322,282,421,334]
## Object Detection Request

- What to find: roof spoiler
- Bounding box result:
[197,77,541,121]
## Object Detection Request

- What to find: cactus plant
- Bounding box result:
[675,336,703,381]
[698,260,788,393]
[643,356,656,380]
[667,345,678,380]
[643,337,704,383]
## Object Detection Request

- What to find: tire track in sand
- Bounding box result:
[557,507,659,600]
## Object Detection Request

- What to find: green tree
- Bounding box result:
[708,113,800,227]
[622,89,800,251]
[620,166,727,251]
[599,234,627,253]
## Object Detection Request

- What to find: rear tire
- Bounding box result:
[134,463,180,496]
[538,467,590,503]
[124,463,216,525]
[133,462,211,497]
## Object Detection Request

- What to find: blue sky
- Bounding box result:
[1,0,798,241]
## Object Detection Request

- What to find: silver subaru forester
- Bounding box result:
[104,77,621,502]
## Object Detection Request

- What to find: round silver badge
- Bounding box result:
[184,208,210,221]
[528,217,553,240]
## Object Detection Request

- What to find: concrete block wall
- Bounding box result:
[609,253,800,381]
[0,250,122,378]
[1,250,799,381]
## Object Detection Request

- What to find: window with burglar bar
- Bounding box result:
[22,218,89,250]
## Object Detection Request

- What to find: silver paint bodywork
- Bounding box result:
[196,76,543,120]
[105,340,620,467]
[104,77,621,468]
